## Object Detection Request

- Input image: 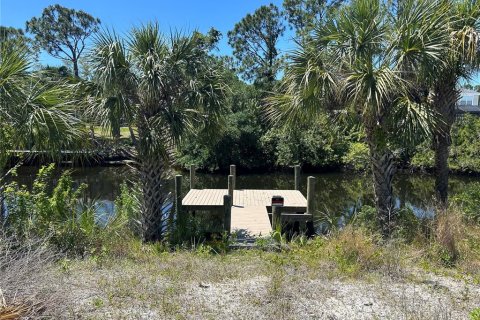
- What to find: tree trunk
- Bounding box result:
[138,154,171,242]
[433,132,450,205]
[0,184,5,226]
[366,127,396,236]
[73,59,79,78]
[432,76,457,207]
[128,125,138,147]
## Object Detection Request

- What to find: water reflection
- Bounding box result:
[7,166,480,229]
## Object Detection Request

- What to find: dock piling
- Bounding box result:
[174,175,183,230]
[272,205,281,231]
[223,194,232,234]
[294,165,301,190]
[229,165,236,190]
[307,176,316,214]
[189,165,196,189]
[228,175,234,200]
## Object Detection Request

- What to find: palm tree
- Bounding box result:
[88,24,227,242]
[0,43,84,221]
[268,0,449,235]
[431,1,479,206]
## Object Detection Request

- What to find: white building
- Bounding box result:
[457,88,480,114]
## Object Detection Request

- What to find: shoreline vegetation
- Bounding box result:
[2,211,480,319]
[1,0,480,319]
[2,165,480,319]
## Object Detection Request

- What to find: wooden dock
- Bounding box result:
[182,189,308,236]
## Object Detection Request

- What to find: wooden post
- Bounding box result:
[228,175,234,201]
[306,176,316,236]
[229,165,236,190]
[189,164,196,189]
[307,176,316,214]
[272,205,281,231]
[294,165,301,190]
[174,175,183,232]
[223,194,232,234]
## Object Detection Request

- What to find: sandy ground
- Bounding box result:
[53,261,479,320]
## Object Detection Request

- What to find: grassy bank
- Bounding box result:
[2,211,480,319]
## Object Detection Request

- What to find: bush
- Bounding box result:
[2,164,132,255]
[452,182,480,223]
[411,114,480,173]
[261,116,350,169]
[342,142,370,171]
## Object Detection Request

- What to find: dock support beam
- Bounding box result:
[228,175,234,201]
[306,176,316,236]
[189,165,196,189]
[229,165,236,190]
[223,194,232,234]
[272,206,281,231]
[307,176,316,214]
[294,165,301,190]
[174,175,183,233]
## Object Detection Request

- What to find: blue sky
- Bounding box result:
[1,0,478,84]
[0,0,296,67]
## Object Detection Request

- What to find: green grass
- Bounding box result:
[92,126,134,140]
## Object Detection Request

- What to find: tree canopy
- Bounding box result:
[283,0,344,36]
[26,4,100,78]
[227,4,285,87]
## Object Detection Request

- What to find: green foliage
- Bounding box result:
[411,114,480,173]
[26,4,100,77]
[352,205,378,231]
[227,4,285,86]
[0,26,34,56]
[262,124,346,168]
[0,43,86,163]
[450,114,480,172]
[410,142,435,169]
[452,182,480,223]
[470,307,480,320]
[342,142,369,171]
[282,0,344,37]
[353,205,420,242]
[3,164,130,255]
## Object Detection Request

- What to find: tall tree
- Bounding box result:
[89,24,228,242]
[430,0,479,206]
[228,4,285,88]
[26,4,100,78]
[268,0,448,236]
[283,0,344,37]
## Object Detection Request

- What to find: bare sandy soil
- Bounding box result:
[50,258,479,320]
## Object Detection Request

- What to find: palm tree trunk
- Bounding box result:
[128,125,138,147]
[138,154,171,242]
[432,76,457,207]
[366,127,396,236]
[0,184,5,226]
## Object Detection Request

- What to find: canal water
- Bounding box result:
[6,165,480,229]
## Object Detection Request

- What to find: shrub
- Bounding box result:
[452,182,480,223]
[342,142,370,171]
[2,164,132,256]
[325,226,383,275]
[411,114,480,173]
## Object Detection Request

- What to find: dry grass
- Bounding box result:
[53,220,480,319]
[0,235,64,319]
[1,209,479,319]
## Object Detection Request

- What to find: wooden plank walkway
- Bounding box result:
[182,189,308,236]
